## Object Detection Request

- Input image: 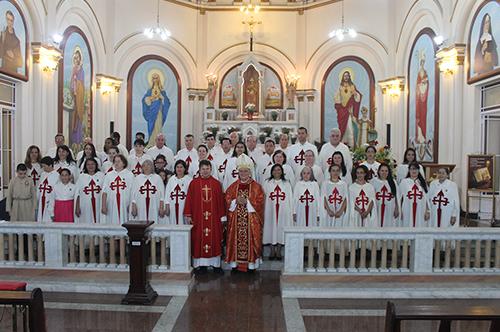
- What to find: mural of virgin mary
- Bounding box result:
[142,70,170,147]
[474,13,499,75]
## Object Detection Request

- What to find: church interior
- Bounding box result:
[0,0,499,331]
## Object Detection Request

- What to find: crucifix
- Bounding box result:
[241,4,262,52]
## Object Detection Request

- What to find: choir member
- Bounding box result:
[295,150,324,184]
[76,137,107,163]
[319,128,353,174]
[75,158,105,224]
[278,133,289,156]
[255,138,275,184]
[165,160,192,225]
[205,134,222,160]
[287,127,318,173]
[321,164,349,227]
[349,165,377,227]
[361,145,381,180]
[128,139,153,176]
[37,156,59,222]
[154,154,168,173]
[175,134,198,170]
[129,132,145,156]
[246,135,263,163]
[111,132,129,158]
[102,137,116,162]
[6,164,37,221]
[130,160,165,222]
[24,145,42,188]
[263,164,293,261]
[399,161,430,227]
[77,143,102,172]
[101,155,135,224]
[214,138,232,182]
[331,151,352,185]
[147,134,174,171]
[225,157,266,272]
[396,148,425,184]
[101,146,119,174]
[188,145,217,178]
[157,169,171,187]
[262,150,295,187]
[372,163,400,227]
[223,142,254,191]
[229,131,239,149]
[293,166,321,227]
[53,168,76,223]
[184,160,226,274]
[46,133,75,159]
[53,145,79,182]
[428,167,460,228]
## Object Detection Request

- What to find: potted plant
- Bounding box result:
[271,110,279,121]
[221,111,229,121]
[258,132,267,144]
[245,103,256,121]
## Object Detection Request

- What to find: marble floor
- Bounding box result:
[1,271,500,331]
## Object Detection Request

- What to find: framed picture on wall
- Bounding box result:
[467,154,496,192]
[467,0,500,84]
[58,26,93,154]
[321,56,375,148]
[126,55,181,152]
[407,28,440,164]
[0,0,29,81]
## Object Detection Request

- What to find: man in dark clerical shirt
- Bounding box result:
[0,10,23,73]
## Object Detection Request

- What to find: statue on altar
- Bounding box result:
[206,74,218,108]
[242,65,260,116]
[285,76,298,109]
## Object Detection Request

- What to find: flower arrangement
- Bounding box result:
[258,132,267,144]
[207,125,219,137]
[270,110,279,121]
[352,143,396,170]
[245,103,256,114]
[221,111,229,121]
[261,126,273,137]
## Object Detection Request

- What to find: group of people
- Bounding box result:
[5,127,461,273]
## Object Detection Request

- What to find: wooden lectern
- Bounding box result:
[122,220,158,305]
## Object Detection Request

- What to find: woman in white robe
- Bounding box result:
[293,167,321,227]
[165,160,192,225]
[25,145,42,189]
[349,165,377,228]
[396,148,425,184]
[188,145,218,178]
[360,146,381,181]
[130,160,165,222]
[262,150,296,188]
[77,143,102,173]
[75,158,105,224]
[372,163,400,228]
[399,161,430,228]
[101,146,119,174]
[223,142,255,191]
[331,151,352,186]
[428,167,460,228]
[101,155,135,224]
[263,164,293,260]
[53,145,79,182]
[321,164,349,227]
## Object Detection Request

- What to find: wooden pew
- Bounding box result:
[385,301,500,332]
[0,288,46,332]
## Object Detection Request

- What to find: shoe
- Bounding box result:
[276,256,283,261]
[194,266,207,275]
[213,267,224,275]
[269,256,275,261]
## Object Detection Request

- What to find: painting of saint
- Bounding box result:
[468,1,500,84]
[407,28,439,163]
[0,0,28,81]
[127,56,180,151]
[322,56,375,148]
[58,26,93,154]
[242,65,260,115]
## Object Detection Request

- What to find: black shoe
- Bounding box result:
[269,256,275,261]
[194,266,207,275]
[213,267,224,275]
[276,256,283,261]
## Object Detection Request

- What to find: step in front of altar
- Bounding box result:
[0,268,193,296]
[280,274,500,299]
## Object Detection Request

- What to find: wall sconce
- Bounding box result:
[205,73,217,83]
[32,42,62,72]
[378,76,405,98]
[286,74,301,86]
[436,44,465,76]
[96,74,123,95]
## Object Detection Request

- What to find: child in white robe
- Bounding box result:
[75,158,105,224]
[360,145,381,181]
[372,163,400,227]
[399,161,430,227]
[37,157,60,222]
[293,166,321,227]
[321,164,349,227]
[349,165,377,228]
[53,169,76,223]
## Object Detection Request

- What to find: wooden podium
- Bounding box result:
[122,220,158,305]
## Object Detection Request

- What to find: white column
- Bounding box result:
[169,227,192,273]
[283,230,305,274]
[410,235,434,273]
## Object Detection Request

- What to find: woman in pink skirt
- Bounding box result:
[53,168,76,222]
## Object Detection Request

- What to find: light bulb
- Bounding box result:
[52,33,63,44]
[434,35,444,45]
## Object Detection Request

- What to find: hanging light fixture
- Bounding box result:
[143,0,171,41]
[328,0,357,41]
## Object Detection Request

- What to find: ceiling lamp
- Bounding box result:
[328,0,357,41]
[143,0,171,41]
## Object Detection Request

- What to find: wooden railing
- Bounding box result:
[284,227,500,275]
[0,223,192,273]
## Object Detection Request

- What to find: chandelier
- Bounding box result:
[143,0,171,40]
[328,0,357,41]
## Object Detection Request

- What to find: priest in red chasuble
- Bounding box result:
[225,156,265,272]
[184,160,226,274]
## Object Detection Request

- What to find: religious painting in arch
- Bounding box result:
[58,26,93,154]
[467,0,500,84]
[407,28,439,164]
[321,56,375,148]
[0,0,29,81]
[219,62,283,110]
[127,55,180,152]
